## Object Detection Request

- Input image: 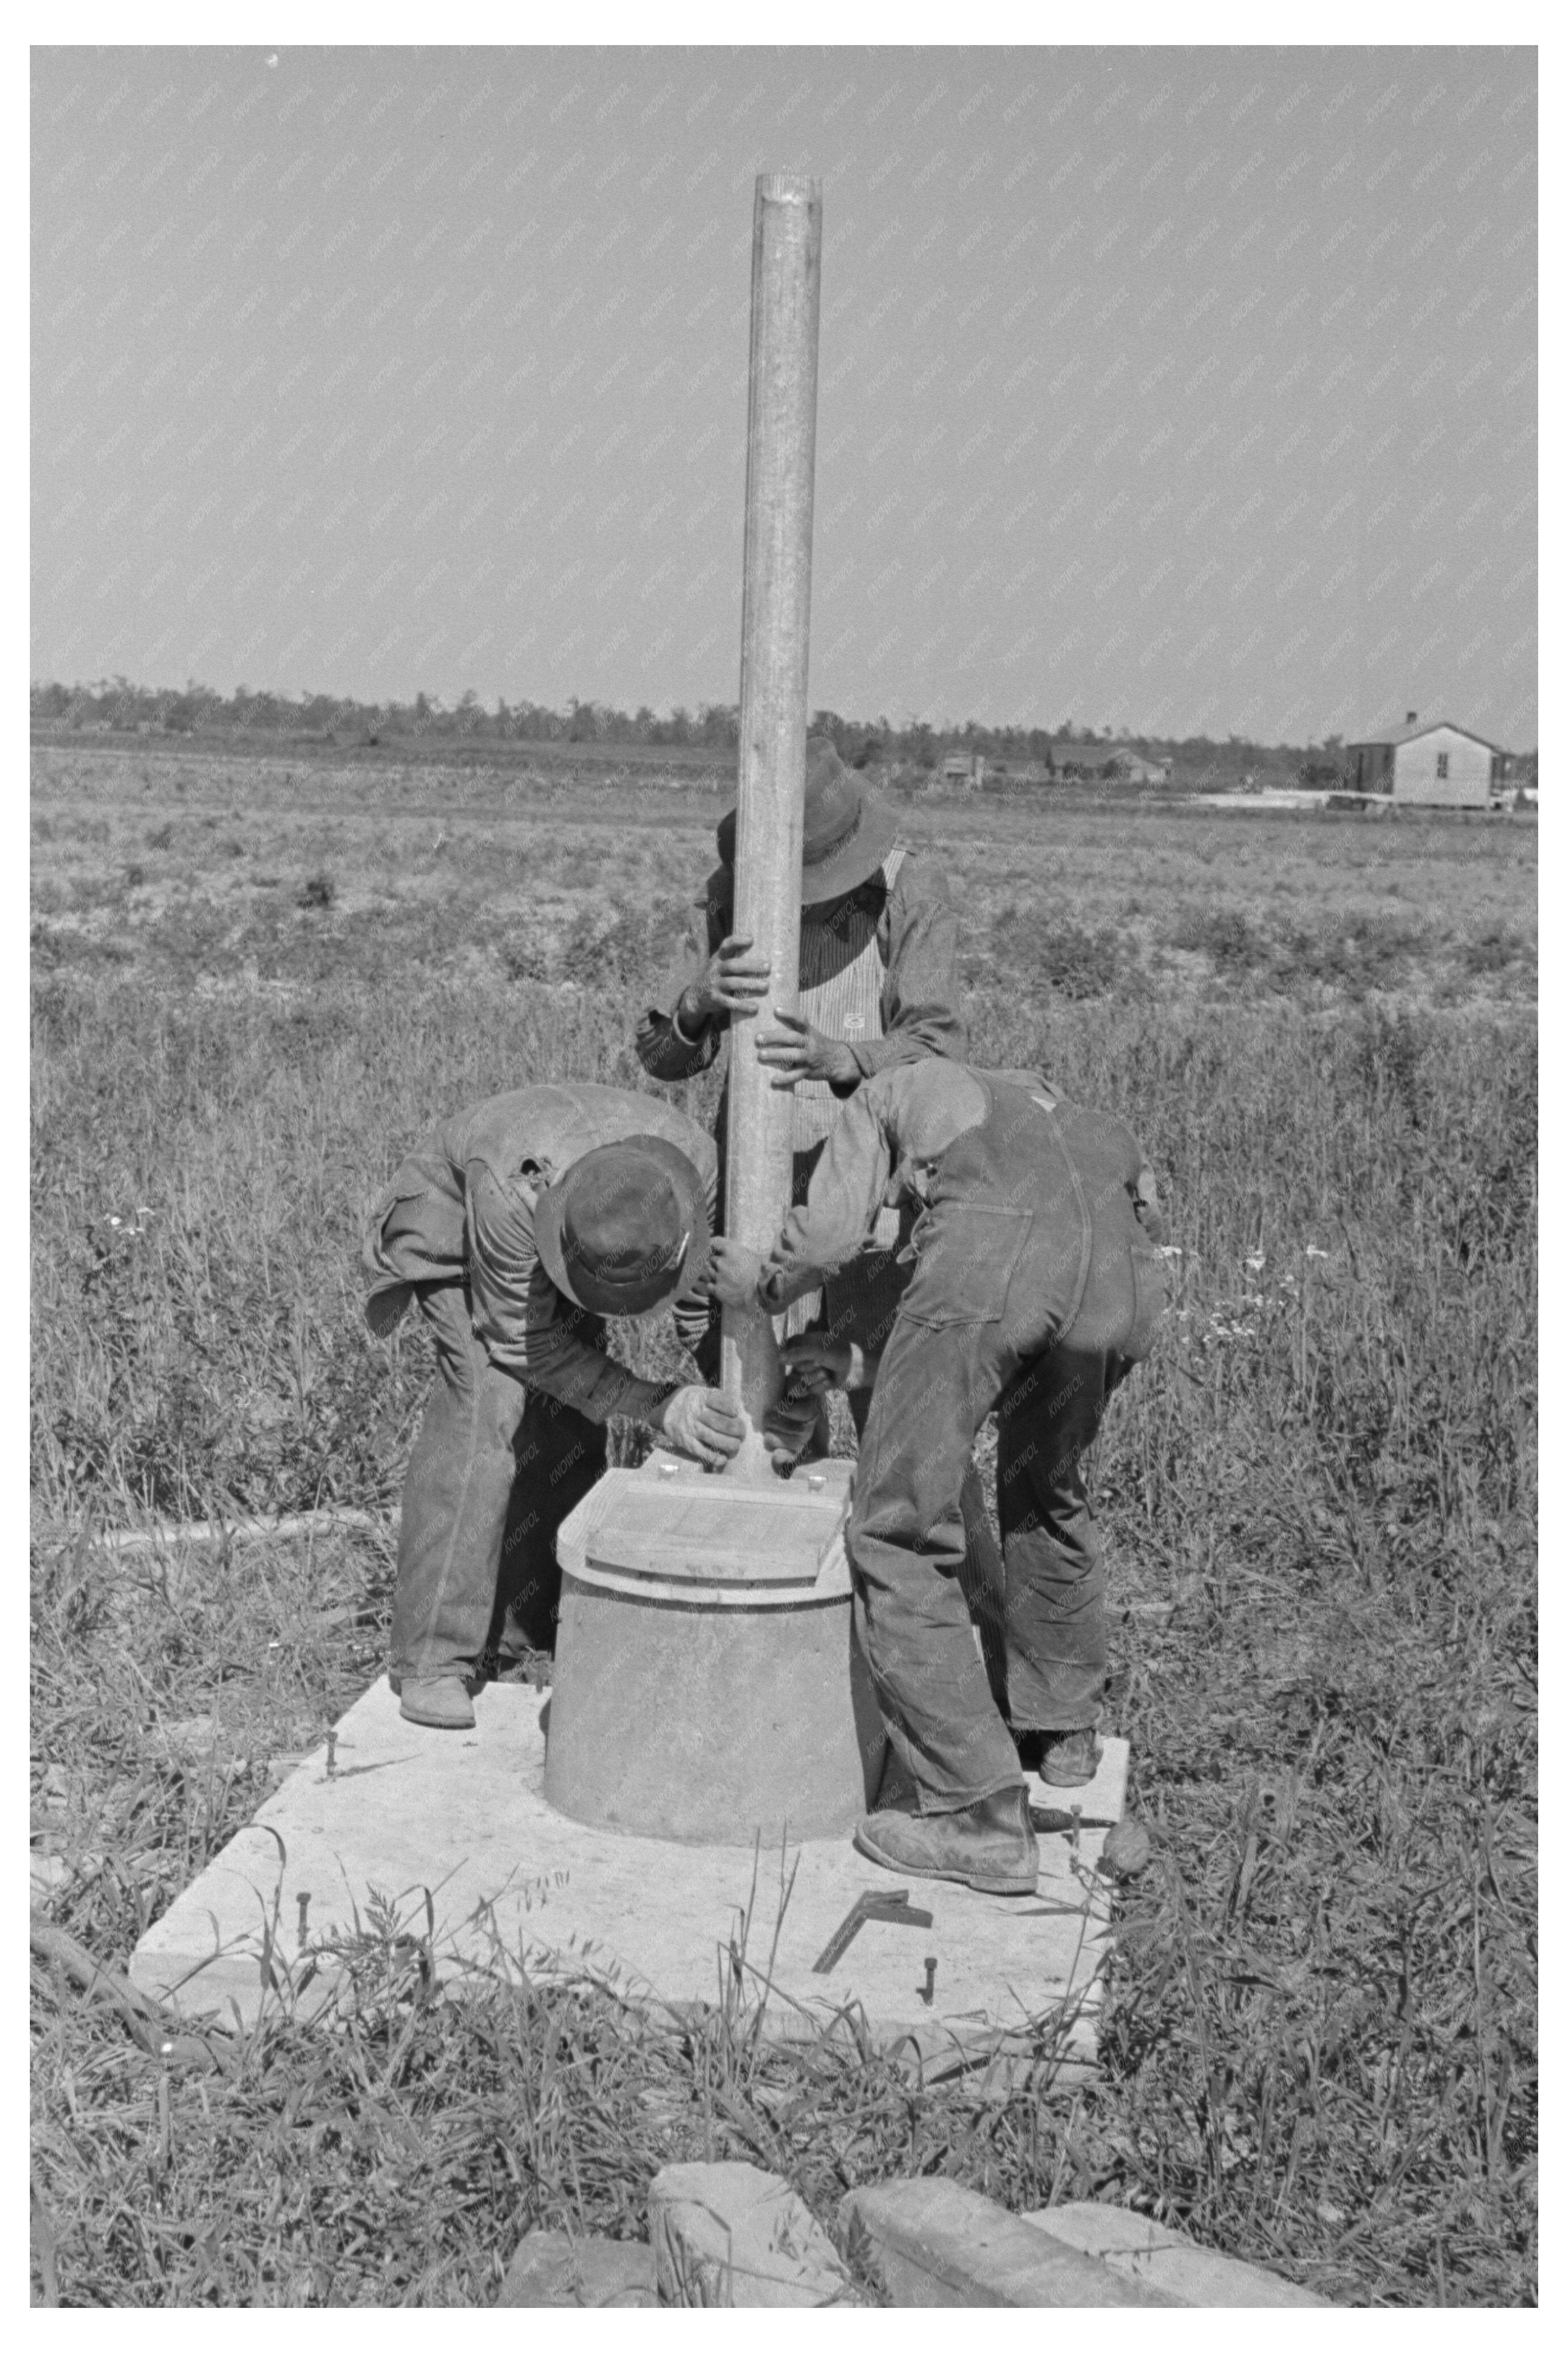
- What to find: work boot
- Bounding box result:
[398,1676,477,1731]
[1037,1727,1101,1788]
[853,1782,1037,1895]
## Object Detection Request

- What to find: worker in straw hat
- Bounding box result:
[635,734,985,1464]
[705,1058,1169,1896]
[363,1081,742,1730]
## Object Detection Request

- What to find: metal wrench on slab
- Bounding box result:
[812,1886,934,1974]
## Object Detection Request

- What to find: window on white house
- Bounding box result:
[1436,752,1449,777]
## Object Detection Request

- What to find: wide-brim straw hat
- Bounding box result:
[717,735,899,906]
[533,1136,710,1319]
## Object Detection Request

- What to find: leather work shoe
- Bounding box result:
[1038,1727,1101,1788]
[398,1677,476,1731]
[853,1782,1038,1895]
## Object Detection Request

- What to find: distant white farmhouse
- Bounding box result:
[1052,743,1173,784]
[1107,747,1175,784]
[1344,713,1507,807]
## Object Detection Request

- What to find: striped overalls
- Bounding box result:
[786,848,910,1353]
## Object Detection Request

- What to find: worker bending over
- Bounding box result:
[708,1061,1168,1895]
[364,1083,741,1730]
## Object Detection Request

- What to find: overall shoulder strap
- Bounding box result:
[874,846,908,966]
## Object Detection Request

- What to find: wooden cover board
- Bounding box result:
[584,1484,843,1586]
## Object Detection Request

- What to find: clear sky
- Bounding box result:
[31,44,1537,745]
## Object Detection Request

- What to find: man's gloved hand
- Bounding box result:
[677,934,772,1030]
[754,1007,860,1090]
[780,1333,868,1393]
[652,1384,746,1468]
[702,1236,765,1310]
[763,1389,828,1468]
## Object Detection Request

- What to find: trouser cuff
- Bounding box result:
[914,1769,1025,1817]
[389,1662,484,1694]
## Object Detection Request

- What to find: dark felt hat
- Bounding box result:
[717,735,899,906]
[533,1137,710,1319]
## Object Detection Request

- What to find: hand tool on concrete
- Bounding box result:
[812,1886,933,1974]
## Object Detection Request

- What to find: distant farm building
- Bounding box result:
[942,752,986,785]
[1052,743,1173,784]
[1344,713,1506,807]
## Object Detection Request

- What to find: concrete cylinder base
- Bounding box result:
[543,1571,888,1846]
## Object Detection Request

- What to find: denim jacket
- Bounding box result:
[363,1082,718,1426]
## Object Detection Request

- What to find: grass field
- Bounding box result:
[30,744,1536,2305]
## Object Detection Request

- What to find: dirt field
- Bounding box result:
[29,738,1536,1020]
[31,744,1536,2305]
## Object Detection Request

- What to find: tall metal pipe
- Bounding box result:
[719,173,823,1477]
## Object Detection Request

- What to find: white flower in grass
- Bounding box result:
[1246,1253,1265,1271]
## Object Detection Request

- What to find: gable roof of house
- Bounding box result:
[1346,718,1501,752]
[1053,742,1168,763]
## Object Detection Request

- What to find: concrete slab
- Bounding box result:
[129,1676,1126,2084]
[650,2160,857,2306]
[1022,2203,1330,2306]
[496,2231,658,2309]
[841,2181,1176,2307]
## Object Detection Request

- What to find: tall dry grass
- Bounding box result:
[31,757,1535,2304]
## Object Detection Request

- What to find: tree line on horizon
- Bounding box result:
[30,676,1374,776]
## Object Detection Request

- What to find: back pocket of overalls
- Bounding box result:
[901,1202,1032,1330]
[1124,1243,1172,1364]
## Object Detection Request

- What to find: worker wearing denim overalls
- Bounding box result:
[708,1060,1169,1895]
[363,1083,742,1730]
[634,736,1003,1610]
